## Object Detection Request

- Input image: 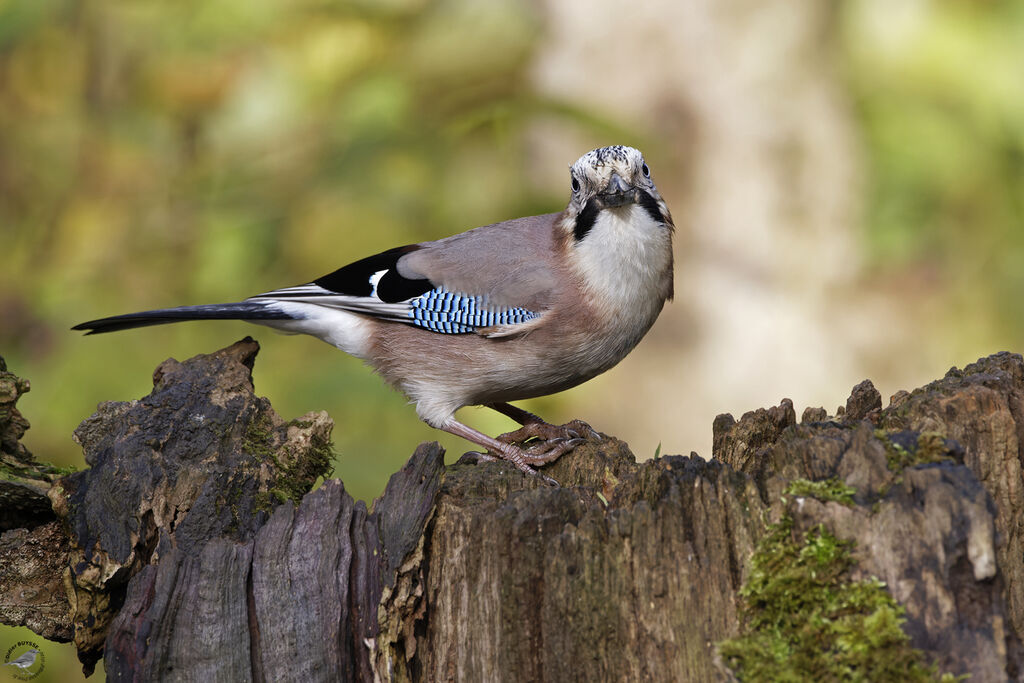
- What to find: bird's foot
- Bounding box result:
[458,448,560,486]
[482,419,597,474]
[497,418,598,456]
[518,436,584,465]
[441,417,564,486]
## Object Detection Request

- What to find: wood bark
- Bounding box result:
[2,341,1024,680]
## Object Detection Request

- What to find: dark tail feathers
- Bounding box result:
[72,302,293,335]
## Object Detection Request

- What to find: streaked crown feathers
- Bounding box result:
[569,146,650,197]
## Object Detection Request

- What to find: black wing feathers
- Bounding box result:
[376,268,433,303]
[310,245,432,303]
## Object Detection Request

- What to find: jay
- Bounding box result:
[75,145,675,482]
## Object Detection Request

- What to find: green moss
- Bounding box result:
[242,411,277,461]
[276,426,333,505]
[251,490,276,515]
[242,412,334,510]
[0,458,76,483]
[270,428,334,506]
[876,430,955,472]
[719,516,962,682]
[783,478,856,506]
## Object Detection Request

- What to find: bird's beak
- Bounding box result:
[608,172,630,194]
[598,172,635,207]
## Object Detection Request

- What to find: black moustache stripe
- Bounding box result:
[637,190,666,225]
[573,190,666,242]
[573,199,600,241]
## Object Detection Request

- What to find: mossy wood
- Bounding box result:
[2,341,1023,680]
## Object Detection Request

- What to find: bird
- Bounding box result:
[4,648,38,670]
[74,145,675,483]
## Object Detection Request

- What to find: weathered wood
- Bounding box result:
[101,445,441,682]
[0,356,73,642]
[414,452,766,682]
[879,353,1024,676]
[1,357,60,533]
[2,343,1024,680]
[0,521,73,642]
[45,338,336,674]
[714,371,1021,680]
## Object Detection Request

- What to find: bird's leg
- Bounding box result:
[486,402,599,452]
[487,402,546,426]
[440,417,561,485]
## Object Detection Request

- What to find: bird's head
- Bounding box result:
[565,145,673,242]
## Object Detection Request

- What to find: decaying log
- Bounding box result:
[48,339,337,674]
[2,341,1024,680]
[0,356,73,642]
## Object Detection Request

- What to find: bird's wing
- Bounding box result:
[251,214,562,337]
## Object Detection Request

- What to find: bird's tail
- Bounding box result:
[72,302,294,335]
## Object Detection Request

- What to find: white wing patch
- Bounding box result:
[368,270,388,296]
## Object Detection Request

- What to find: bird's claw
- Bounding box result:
[459,415,594,485]
[564,419,601,441]
[457,450,498,465]
[539,473,560,487]
[521,437,585,462]
[459,449,562,487]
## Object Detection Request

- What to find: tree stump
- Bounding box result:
[2,341,1023,680]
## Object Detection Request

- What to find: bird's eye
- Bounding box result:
[571,175,580,192]
[641,163,650,178]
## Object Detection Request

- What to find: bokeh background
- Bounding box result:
[2,0,1024,677]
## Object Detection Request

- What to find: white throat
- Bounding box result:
[573,204,672,323]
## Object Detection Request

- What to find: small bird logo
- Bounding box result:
[74,146,675,484]
[2,646,42,679]
[3,648,38,670]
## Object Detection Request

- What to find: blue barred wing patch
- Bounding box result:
[409,288,539,334]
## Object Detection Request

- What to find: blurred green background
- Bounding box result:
[2,0,1024,677]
